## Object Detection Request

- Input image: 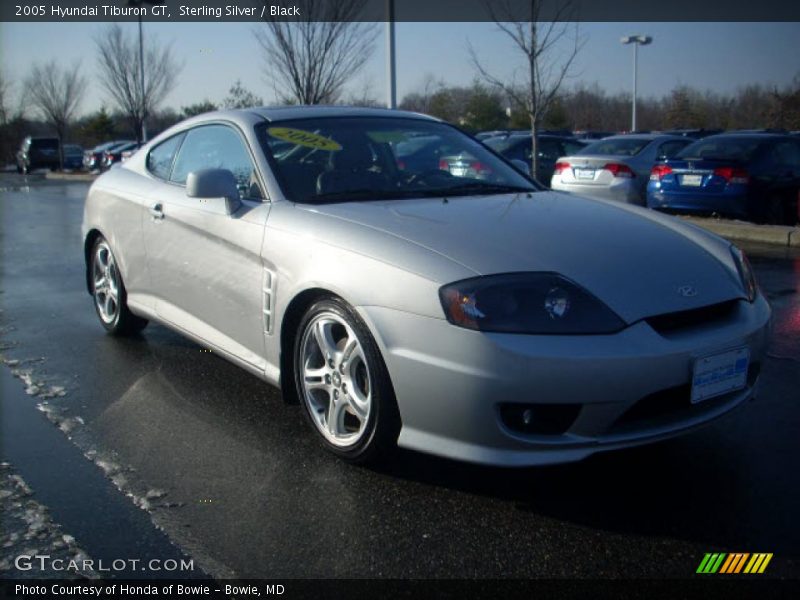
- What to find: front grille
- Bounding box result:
[611,362,760,432]
[645,300,739,334]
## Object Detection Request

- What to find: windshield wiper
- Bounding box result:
[420,182,535,197]
[306,188,419,204]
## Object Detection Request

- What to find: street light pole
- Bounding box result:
[138,13,146,142]
[620,35,652,132]
[128,0,164,143]
[386,0,396,109]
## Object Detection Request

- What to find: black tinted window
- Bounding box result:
[678,137,764,161]
[171,125,259,198]
[562,141,585,155]
[538,139,561,162]
[772,141,800,168]
[578,138,650,156]
[147,134,185,180]
[658,140,690,159]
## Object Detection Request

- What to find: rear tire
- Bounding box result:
[293,297,400,465]
[90,237,148,336]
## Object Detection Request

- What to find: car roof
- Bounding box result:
[592,134,676,142]
[224,105,440,123]
[696,133,794,141]
[499,133,577,141]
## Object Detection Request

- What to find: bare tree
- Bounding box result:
[223,80,264,109]
[94,23,182,143]
[24,61,86,169]
[399,74,447,114]
[254,0,377,105]
[469,0,583,177]
[0,69,11,126]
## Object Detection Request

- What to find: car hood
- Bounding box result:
[305,191,745,323]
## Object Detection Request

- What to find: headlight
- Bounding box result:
[439,273,625,334]
[730,245,757,302]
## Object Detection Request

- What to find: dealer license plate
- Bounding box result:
[681,174,703,186]
[691,347,749,403]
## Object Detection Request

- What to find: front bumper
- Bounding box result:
[358,295,771,466]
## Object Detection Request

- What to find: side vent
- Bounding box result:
[262,268,275,335]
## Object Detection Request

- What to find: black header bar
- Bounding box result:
[3,0,800,23]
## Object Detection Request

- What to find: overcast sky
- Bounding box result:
[2,21,799,115]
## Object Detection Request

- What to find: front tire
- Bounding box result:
[90,237,148,336]
[294,297,400,464]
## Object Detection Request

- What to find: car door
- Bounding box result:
[535,138,562,184]
[142,123,272,368]
[764,140,800,223]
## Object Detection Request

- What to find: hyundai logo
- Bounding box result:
[677,285,698,297]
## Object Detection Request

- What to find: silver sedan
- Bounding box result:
[551,134,691,204]
[82,107,770,466]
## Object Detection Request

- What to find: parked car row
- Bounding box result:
[647,133,800,225]
[14,136,144,174]
[84,140,140,171]
[550,134,693,204]
[16,136,61,174]
[474,127,799,225]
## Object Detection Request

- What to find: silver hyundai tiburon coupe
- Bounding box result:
[82,107,771,466]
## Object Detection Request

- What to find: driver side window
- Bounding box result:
[170,125,263,200]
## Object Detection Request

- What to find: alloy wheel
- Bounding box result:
[92,241,120,324]
[298,312,372,447]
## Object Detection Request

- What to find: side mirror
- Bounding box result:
[186,168,241,215]
[511,159,532,177]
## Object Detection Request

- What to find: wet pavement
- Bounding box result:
[0,174,798,579]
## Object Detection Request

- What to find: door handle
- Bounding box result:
[149,203,164,219]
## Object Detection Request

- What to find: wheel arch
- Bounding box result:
[83,228,104,295]
[278,287,341,404]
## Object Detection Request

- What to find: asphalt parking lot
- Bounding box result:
[1,173,798,580]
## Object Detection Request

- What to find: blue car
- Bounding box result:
[62,144,84,170]
[647,133,800,225]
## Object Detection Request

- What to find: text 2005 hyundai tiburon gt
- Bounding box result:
[81,107,771,466]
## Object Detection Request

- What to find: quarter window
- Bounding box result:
[147,133,185,180]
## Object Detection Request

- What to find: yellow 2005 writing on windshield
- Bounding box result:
[268,127,342,151]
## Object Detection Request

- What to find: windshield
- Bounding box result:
[484,136,521,153]
[32,139,59,150]
[258,117,537,203]
[578,137,650,157]
[677,137,765,161]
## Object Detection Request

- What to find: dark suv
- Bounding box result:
[16,137,61,173]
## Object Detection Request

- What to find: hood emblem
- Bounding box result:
[677,285,697,297]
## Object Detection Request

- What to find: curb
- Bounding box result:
[681,216,800,248]
[44,171,98,182]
